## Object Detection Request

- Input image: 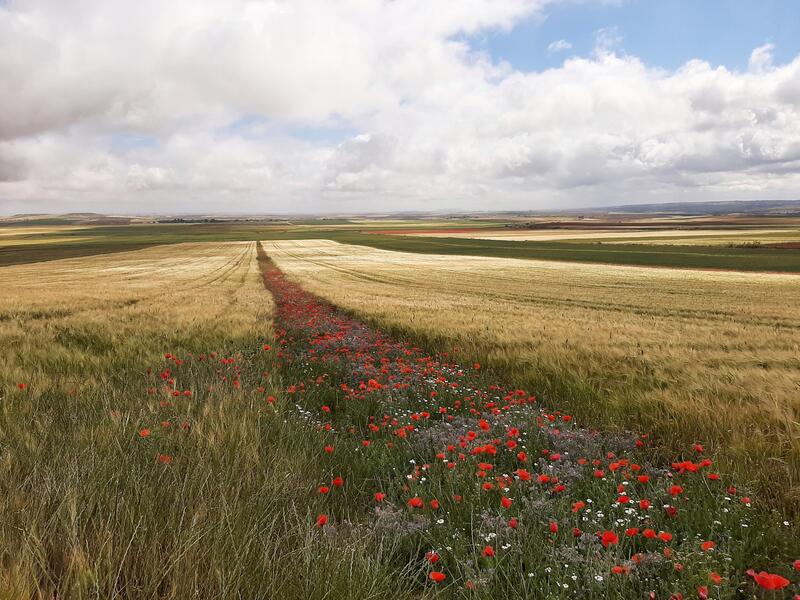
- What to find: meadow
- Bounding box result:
[264,239,800,506]
[1,227,799,598]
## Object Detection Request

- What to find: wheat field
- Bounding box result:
[264,239,800,503]
[0,243,406,599]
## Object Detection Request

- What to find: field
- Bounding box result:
[264,240,800,504]
[1,223,799,598]
[391,228,800,246]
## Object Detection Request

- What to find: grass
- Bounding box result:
[263,239,800,508]
[0,243,408,598]
[1,239,797,597]
[3,221,800,273]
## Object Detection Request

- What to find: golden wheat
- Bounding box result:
[265,239,800,502]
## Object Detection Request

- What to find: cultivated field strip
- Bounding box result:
[264,239,800,501]
[0,242,270,387]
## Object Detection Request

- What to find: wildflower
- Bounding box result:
[316,514,328,527]
[501,496,512,509]
[332,476,344,487]
[572,501,585,513]
[318,486,330,494]
[426,551,440,564]
[408,496,424,509]
[710,572,722,584]
[751,571,790,590]
[138,428,151,438]
[324,445,334,454]
[669,485,684,497]
[601,531,619,548]
[549,522,558,534]
[508,518,519,529]
[611,565,629,575]
[156,454,172,465]
[483,546,495,557]
[701,541,715,552]
[374,492,386,502]
[429,572,446,583]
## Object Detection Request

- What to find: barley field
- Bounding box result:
[2,238,798,598]
[264,239,800,504]
[0,243,408,599]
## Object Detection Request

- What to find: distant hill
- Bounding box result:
[568,199,800,216]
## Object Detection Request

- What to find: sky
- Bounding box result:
[1,0,799,215]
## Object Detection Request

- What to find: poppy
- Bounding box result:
[701,541,715,552]
[316,514,328,527]
[752,571,790,591]
[374,492,386,502]
[429,572,446,583]
[601,531,619,548]
[611,565,629,575]
[483,546,495,557]
[408,497,424,508]
[138,429,151,438]
[500,496,512,509]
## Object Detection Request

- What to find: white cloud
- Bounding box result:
[547,39,572,54]
[0,0,799,214]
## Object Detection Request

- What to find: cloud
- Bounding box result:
[0,0,799,214]
[547,39,572,54]
[749,42,775,73]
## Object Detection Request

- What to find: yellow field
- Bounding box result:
[264,239,800,502]
[398,227,800,245]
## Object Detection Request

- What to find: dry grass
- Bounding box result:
[265,239,800,504]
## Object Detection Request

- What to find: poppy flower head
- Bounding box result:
[429,571,446,583]
[752,571,790,591]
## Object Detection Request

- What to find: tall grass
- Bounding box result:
[0,243,409,599]
[264,239,800,507]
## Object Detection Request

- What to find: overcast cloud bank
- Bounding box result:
[1,0,799,214]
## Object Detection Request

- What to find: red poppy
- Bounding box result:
[611,565,629,575]
[500,496,512,509]
[374,492,386,502]
[601,531,619,548]
[483,546,495,557]
[429,571,446,583]
[701,541,715,552]
[752,571,790,590]
[138,429,151,438]
[316,514,328,527]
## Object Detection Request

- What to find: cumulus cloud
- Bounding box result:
[0,0,799,214]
